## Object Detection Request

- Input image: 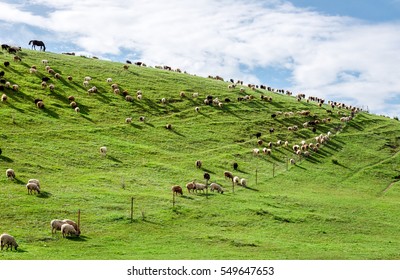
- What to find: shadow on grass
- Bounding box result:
[0,155,13,163]
[37,191,52,198]
[65,235,89,242]
[107,155,123,163]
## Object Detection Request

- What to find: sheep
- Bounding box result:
[192,92,199,98]
[70,101,77,108]
[36,100,45,109]
[28,179,40,189]
[161,97,167,104]
[6,168,15,180]
[62,219,79,232]
[139,116,145,122]
[1,94,7,102]
[67,76,73,81]
[61,223,79,238]
[224,171,234,181]
[84,76,92,81]
[210,183,224,194]
[41,59,49,65]
[194,182,207,193]
[74,107,80,113]
[165,124,172,129]
[262,148,272,155]
[100,146,107,156]
[125,95,133,102]
[186,181,196,193]
[289,158,296,165]
[49,84,55,91]
[233,162,238,170]
[26,182,40,194]
[195,160,202,169]
[111,83,119,90]
[106,78,113,83]
[233,176,240,185]
[0,233,18,251]
[125,117,132,123]
[87,86,97,94]
[41,81,47,89]
[179,91,186,98]
[12,84,19,91]
[54,73,61,79]
[253,148,260,155]
[83,80,89,87]
[50,219,65,234]
[29,67,37,74]
[114,88,120,95]
[240,178,247,187]
[171,185,183,195]
[137,94,142,100]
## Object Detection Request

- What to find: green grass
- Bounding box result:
[0,50,399,260]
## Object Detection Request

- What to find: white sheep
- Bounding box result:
[161,97,167,104]
[100,146,107,156]
[253,148,260,155]
[125,117,132,123]
[192,92,199,98]
[240,178,247,187]
[233,176,240,185]
[26,182,40,194]
[262,148,272,155]
[195,106,200,112]
[290,158,296,165]
[83,80,89,87]
[41,59,49,65]
[28,179,40,189]
[62,219,79,232]
[74,107,80,113]
[50,219,66,234]
[194,182,207,193]
[0,233,18,251]
[106,78,112,83]
[1,94,7,102]
[210,183,224,194]
[6,168,15,180]
[84,76,92,81]
[61,223,79,238]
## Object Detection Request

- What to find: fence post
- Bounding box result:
[130,197,134,223]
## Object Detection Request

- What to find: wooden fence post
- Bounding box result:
[130,197,134,223]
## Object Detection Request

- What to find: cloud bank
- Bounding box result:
[0,0,399,116]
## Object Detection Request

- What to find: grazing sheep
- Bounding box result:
[100,146,107,156]
[240,178,247,187]
[87,86,97,94]
[84,76,92,81]
[62,219,79,233]
[192,92,199,98]
[28,179,40,189]
[139,116,145,122]
[1,94,7,102]
[125,95,133,102]
[262,148,272,155]
[70,101,77,108]
[13,56,22,62]
[4,61,10,67]
[195,106,200,112]
[137,94,142,100]
[12,84,19,91]
[67,76,73,81]
[210,183,224,194]
[0,233,18,251]
[194,182,207,193]
[290,158,296,165]
[161,97,167,104]
[125,117,132,123]
[233,176,240,185]
[106,78,113,83]
[165,124,172,129]
[50,219,65,234]
[41,59,49,65]
[26,182,40,194]
[74,107,80,113]
[186,182,196,193]
[36,100,45,109]
[41,81,47,89]
[83,80,89,87]
[195,160,202,169]
[61,223,79,238]
[253,148,260,155]
[54,73,61,79]
[49,84,55,91]
[224,171,234,181]
[6,168,15,180]
[171,185,183,195]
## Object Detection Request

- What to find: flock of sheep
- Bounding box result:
[0,46,361,252]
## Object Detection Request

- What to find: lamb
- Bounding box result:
[195,160,202,169]
[6,168,15,180]
[61,223,80,238]
[171,185,183,195]
[210,183,224,194]
[26,182,40,194]
[0,233,18,251]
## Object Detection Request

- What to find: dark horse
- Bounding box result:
[29,40,46,51]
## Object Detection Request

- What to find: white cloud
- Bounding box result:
[0,0,399,116]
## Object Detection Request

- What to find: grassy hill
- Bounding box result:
[0,49,399,260]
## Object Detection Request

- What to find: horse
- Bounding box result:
[29,40,46,51]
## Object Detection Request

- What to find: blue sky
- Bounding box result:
[0,0,399,117]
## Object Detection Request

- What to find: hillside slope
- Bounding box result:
[0,49,399,260]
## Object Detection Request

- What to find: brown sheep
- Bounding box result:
[186,182,196,193]
[224,171,234,181]
[171,185,183,195]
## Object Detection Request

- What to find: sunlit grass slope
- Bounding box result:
[0,49,399,260]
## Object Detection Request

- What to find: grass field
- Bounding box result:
[0,49,399,260]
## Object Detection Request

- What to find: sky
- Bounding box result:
[0,0,399,117]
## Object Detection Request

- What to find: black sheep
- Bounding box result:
[4,61,10,67]
[42,77,50,82]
